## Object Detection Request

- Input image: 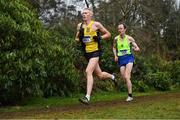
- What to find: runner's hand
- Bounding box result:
[114,56,118,62]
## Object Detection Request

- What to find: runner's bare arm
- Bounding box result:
[113,36,118,62]
[75,23,81,42]
[128,36,140,52]
[95,22,111,40]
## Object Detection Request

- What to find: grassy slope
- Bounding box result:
[0,91,163,112]
[0,91,180,119]
[36,92,180,119]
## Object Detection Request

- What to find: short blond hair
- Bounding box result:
[82,8,93,16]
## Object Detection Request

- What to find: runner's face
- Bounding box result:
[82,10,91,21]
[118,24,126,35]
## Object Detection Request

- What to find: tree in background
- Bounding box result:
[0,0,179,105]
[163,7,180,60]
[0,0,80,105]
[94,0,179,60]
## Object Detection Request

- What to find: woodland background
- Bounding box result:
[0,0,179,105]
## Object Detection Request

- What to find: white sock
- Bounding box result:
[111,74,115,80]
[85,94,90,101]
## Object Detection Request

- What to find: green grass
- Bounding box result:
[46,101,179,119]
[0,91,180,119]
[36,91,180,119]
[0,91,163,112]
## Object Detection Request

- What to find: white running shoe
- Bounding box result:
[79,96,89,105]
[126,96,133,102]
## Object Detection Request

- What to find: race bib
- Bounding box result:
[120,50,127,55]
[82,36,91,43]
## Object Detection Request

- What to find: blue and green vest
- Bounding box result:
[117,35,132,56]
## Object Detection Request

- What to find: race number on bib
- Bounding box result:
[82,36,91,43]
[120,50,127,55]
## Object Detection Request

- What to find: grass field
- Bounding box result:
[0,91,179,119]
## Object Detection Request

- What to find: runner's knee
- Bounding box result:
[124,74,131,81]
[86,68,93,75]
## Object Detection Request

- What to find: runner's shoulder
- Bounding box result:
[127,35,135,42]
[77,22,83,30]
[93,21,102,27]
[114,35,119,40]
[77,22,82,27]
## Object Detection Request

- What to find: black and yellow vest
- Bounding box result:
[79,20,101,53]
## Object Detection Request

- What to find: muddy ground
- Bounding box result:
[0,92,179,119]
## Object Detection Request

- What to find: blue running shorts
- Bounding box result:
[118,54,134,67]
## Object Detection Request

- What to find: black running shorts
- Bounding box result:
[84,50,102,61]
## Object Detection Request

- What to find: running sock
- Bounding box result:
[85,94,90,101]
[128,94,132,97]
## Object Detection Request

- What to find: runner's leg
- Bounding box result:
[124,63,133,94]
[85,57,99,98]
[94,63,114,80]
[120,66,126,81]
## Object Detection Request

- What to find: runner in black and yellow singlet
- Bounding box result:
[75,8,117,105]
[80,20,102,60]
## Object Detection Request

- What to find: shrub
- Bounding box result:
[0,0,81,105]
[145,72,172,91]
[133,80,149,92]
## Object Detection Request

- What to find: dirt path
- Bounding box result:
[0,92,179,119]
